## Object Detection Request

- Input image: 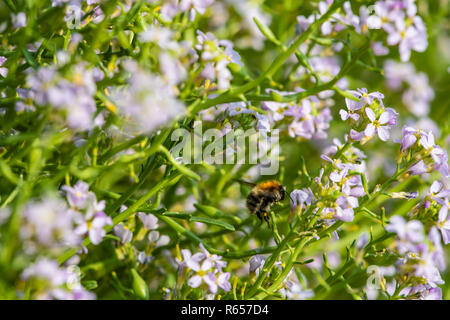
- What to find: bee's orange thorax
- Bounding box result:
[256,180,281,190]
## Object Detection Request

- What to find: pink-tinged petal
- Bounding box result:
[188,275,202,288]
[350,113,360,121]
[347,196,359,208]
[379,112,390,125]
[339,109,349,120]
[438,206,448,223]
[329,171,342,183]
[203,273,218,294]
[200,260,213,271]
[89,229,104,245]
[377,126,390,141]
[430,181,442,194]
[364,123,375,137]
[335,207,354,222]
[399,41,411,62]
[350,129,364,141]
[346,98,365,111]
[408,160,428,175]
[367,16,381,29]
[427,132,435,146]
[401,134,417,151]
[75,223,88,235]
[387,32,401,46]
[365,108,376,122]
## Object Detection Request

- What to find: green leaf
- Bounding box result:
[189,216,235,231]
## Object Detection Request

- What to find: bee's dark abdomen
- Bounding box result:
[246,191,262,214]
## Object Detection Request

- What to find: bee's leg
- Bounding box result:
[255,211,264,227]
[263,212,271,229]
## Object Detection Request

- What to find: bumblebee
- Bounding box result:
[244,180,287,227]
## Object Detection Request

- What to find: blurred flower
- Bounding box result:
[386,215,424,243]
[138,212,159,230]
[109,60,185,135]
[75,211,112,245]
[21,196,81,248]
[113,223,133,244]
[0,56,8,78]
[62,181,90,209]
[21,258,95,300]
[280,281,314,300]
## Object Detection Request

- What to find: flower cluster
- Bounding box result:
[291,138,368,226]
[194,30,242,90]
[369,216,445,299]
[19,63,103,131]
[109,60,185,136]
[178,244,231,295]
[366,0,428,61]
[21,258,95,300]
[340,88,398,143]
[401,127,449,178]
[384,60,434,117]
[161,0,214,21]
[20,196,81,251]
[61,181,112,245]
[262,92,333,140]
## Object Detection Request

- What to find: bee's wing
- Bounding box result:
[233,178,257,187]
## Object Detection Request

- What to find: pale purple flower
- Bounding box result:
[25,64,99,131]
[15,88,36,112]
[217,272,231,292]
[297,15,315,31]
[335,196,358,222]
[0,56,7,78]
[356,232,369,249]
[180,248,205,271]
[367,2,395,31]
[180,0,214,20]
[437,206,450,244]
[199,243,227,271]
[21,258,95,300]
[385,215,424,243]
[420,131,447,166]
[21,196,81,248]
[139,26,178,51]
[22,259,69,286]
[421,287,442,300]
[428,227,446,271]
[187,259,215,290]
[340,96,365,121]
[400,126,419,151]
[429,181,449,206]
[372,41,389,55]
[290,188,314,212]
[138,212,159,230]
[280,281,314,300]
[62,181,90,209]
[113,223,133,244]
[75,212,112,245]
[413,250,444,287]
[11,12,27,28]
[109,61,185,135]
[349,129,365,141]
[408,160,429,176]
[387,18,427,61]
[148,231,170,247]
[249,255,266,274]
[350,88,384,105]
[364,108,393,141]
